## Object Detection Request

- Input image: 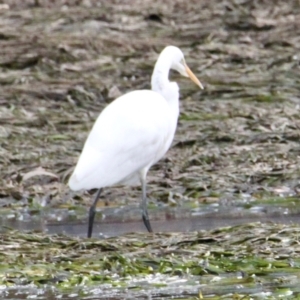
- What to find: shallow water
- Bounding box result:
[47,212,300,238]
[3,203,300,238]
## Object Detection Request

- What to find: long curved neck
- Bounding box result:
[150,51,180,125]
[151,53,172,95]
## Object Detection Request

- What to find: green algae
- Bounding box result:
[1,223,300,298]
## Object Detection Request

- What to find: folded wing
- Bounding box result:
[69,90,172,191]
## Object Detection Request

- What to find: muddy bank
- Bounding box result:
[1,0,300,234]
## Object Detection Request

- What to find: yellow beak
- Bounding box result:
[185,63,204,89]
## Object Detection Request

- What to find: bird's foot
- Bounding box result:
[142,212,153,232]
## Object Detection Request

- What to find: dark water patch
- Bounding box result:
[2,204,300,238]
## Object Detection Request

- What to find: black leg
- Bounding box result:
[142,210,153,232]
[88,188,102,238]
[141,178,153,232]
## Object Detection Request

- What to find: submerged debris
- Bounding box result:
[1,223,300,298]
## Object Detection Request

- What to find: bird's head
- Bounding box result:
[164,46,204,89]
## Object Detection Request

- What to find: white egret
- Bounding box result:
[69,46,203,238]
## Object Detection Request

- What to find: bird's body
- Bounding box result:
[68,46,203,237]
[69,89,179,190]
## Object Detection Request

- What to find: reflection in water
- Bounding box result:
[45,213,300,238]
[2,205,300,238]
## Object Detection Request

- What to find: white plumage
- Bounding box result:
[69,90,177,189]
[68,46,203,237]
